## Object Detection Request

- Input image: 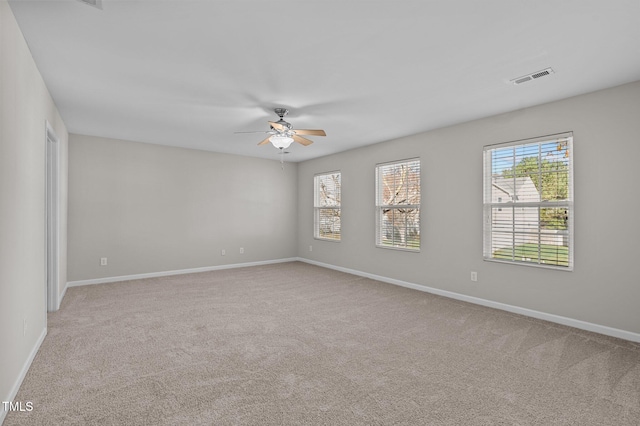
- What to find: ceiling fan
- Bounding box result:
[236,108,326,150]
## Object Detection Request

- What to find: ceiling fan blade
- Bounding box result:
[293,135,313,146]
[257,136,271,146]
[268,121,285,131]
[294,129,326,136]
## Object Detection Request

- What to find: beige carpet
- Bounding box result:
[5,262,640,425]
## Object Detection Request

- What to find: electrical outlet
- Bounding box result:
[239,247,244,254]
[100,257,107,266]
[471,271,478,282]
[309,245,313,252]
[221,249,226,256]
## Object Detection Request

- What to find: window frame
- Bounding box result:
[375,158,421,252]
[483,132,574,271]
[314,171,342,242]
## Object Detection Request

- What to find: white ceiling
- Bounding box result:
[9,0,640,162]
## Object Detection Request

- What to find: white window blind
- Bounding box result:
[376,159,420,250]
[483,132,573,269]
[314,172,341,241]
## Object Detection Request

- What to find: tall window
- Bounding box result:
[314,172,341,241]
[376,159,420,250]
[483,132,573,269]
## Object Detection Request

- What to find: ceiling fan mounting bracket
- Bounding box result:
[274,108,289,118]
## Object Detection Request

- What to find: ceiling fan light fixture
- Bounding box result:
[269,135,294,149]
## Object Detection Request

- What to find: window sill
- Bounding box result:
[314,237,341,243]
[483,257,573,271]
[376,245,420,253]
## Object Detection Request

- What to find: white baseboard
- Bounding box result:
[66,258,299,287]
[1,327,47,425]
[297,258,640,343]
[57,281,68,310]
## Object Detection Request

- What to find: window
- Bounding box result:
[376,159,420,250]
[314,172,341,241]
[483,132,573,269]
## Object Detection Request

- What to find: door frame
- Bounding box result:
[45,120,60,312]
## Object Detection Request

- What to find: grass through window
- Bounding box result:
[492,243,569,267]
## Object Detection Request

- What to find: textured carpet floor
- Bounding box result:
[5,262,640,425]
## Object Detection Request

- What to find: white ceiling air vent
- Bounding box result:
[76,0,103,9]
[510,68,555,85]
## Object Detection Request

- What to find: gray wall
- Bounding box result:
[1,0,69,411]
[67,134,298,281]
[298,80,640,335]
